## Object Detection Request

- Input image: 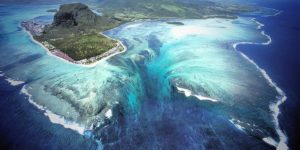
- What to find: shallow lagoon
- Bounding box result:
[0,4,287,149]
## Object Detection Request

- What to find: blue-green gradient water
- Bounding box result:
[0,4,288,150]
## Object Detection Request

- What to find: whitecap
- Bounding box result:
[251,18,264,29]
[5,78,25,86]
[263,137,278,147]
[261,31,272,45]
[232,22,288,149]
[0,71,4,77]
[229,119,246,132]
[272,11,283,17]
[105,109,113,119]
[264,10,283,17]
[44,110,85,135]
[124,23,142,29]
[20,85,86,135]
[238,50,288,150]
[176,86,219,102]
[194,95,219,102]
[0,71,25,86]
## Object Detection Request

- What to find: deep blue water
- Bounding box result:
[0,76,98,149]
[238,1,300,149]
[0,1,299,150]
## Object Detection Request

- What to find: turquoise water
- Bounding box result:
[0,4,287,149]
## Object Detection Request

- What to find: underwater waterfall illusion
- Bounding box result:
[0,4,288,150]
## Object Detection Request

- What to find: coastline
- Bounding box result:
[232,14,288,150]
[24,16,288,146]
[20,85,88,135]
[20,22,127,68]
[16,8,289,149]
[20,11,248,68]
[17,22,126,135]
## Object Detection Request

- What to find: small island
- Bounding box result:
[22,3,125,65]
[166,21,185,26]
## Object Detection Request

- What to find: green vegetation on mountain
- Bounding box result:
[49,34,116,61]
[30,1,255,63]
[34,3,124,62]
[98,0,255,21]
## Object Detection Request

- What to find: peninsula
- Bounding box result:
[22,2,255,65]
[22,3,125,65]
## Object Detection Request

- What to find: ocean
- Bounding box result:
[0,1,298,150]
[238,1,300,149]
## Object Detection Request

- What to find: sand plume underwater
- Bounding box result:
[0,4,288,150]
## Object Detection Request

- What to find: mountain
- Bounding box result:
[23,1,256,62]
[44,3,121,38]
[97,0,255,20]
[30,3,123,62]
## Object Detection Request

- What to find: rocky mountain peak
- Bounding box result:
[53,3,97,27]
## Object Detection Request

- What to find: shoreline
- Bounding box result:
[21,22,127,68]
[20,85,88,135]
[233,15,288,150]
[21,12,242,68]
[16,9,289,148]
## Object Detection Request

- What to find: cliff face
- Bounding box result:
[43,3,121,39]
[53,3,97,27]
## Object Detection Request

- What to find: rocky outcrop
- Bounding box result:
[53,3,98,27]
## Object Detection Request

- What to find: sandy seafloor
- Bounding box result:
[0,2,297,150]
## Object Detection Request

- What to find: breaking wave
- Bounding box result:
[20,85,87,135]
[233,18,288,150]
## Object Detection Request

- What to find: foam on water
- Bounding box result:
[233,18,288,150]
[252,18,264,29]
[5,78,24,86]
[261,31,272,45]
[230,119,246,132]
[0,71,25,86]
[20,85,87,135]
[112,18,287,148]
[273,11,283,17]
[105,109,112,119]
[176,86,219,103]
[232,21,271,47]
[263,137,278,147]
[44,110,86,135]
[16,17,288,149]
[124,23,142,29]
[264,10,283,17]
[0,71,4,77]
[0,4,289,148]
